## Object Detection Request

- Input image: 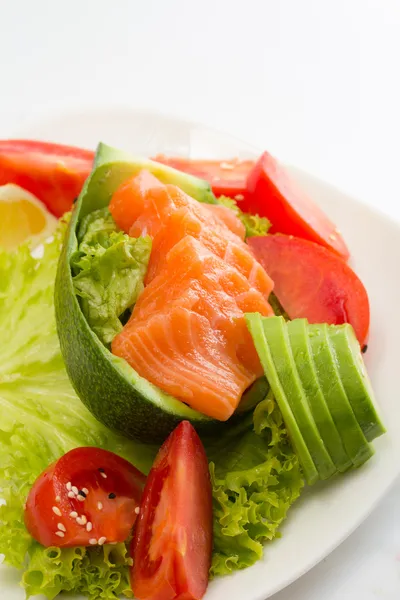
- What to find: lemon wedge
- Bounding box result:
[0,184,57,250]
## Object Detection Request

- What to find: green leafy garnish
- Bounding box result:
[71,208,151,346]
[0,218,301,598]
[0,225,155,599]
[208,394,303,576]
[217,195,271,238]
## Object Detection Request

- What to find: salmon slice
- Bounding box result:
[128,184,271,291]
[109,170,164,233]
[110,171,275,420]
[112,237,273,420]
[205,204,246,239]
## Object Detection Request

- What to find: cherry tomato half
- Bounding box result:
[131,421,213,600]
[25,447,146,547]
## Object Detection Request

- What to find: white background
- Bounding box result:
[0,1,399,598]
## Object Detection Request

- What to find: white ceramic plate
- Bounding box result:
[1,109,400,600]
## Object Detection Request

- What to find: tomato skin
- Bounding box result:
[131,421,212,600]
[25,447,146,547]
[248,234,369,345]
[242,151,350,260]
[0,140,94,217]
[153,155,253,200]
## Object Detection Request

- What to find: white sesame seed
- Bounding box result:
[71,486,79,495]
[55,496,61,502]
[97,502,103,511]
[98,536,107,546]
[52,506,62,516]
[86,522,93,532]
[76,515,87,526]
[68,491,75,499]
[220,161,234,170]
[89,538,98,545]
[66,482,72,491]
[77,495,85,502]
[329,233,337,241]
[69,511,78,518]
[57,523,66,532]
[55,531,65,538]
[82,488,89,495]
[234,194,244,201]
[100,472,107,479]
[134,507,140,515]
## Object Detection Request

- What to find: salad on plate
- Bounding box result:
[0,138,384,600]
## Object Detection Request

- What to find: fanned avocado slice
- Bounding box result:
[327,324,385,442]
[308,324,373,467]
[55,143,221,443]
[262,317,336,480]
[246,313,318,485]
[287,319,351,473]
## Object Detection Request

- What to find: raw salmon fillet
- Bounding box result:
[110,171,274,420]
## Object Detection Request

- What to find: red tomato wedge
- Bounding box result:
[0,140,94,217]
[153,155,254,199]
[25,447,146,548]
[248,235,369,346]
[242,151,350,260]
[131,421,212,600]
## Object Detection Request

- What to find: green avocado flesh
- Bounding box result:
[246,314,318,485]
[308,324,373,467]
[327,324,385,441]
[261,317,336,481]
[246,314,383,483]
[287,319,351,473]
[236,376,270,414]
[55,143,221,443]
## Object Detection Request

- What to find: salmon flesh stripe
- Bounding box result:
[110,171,274,420]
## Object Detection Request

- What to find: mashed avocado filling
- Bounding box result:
[0,222,303,598]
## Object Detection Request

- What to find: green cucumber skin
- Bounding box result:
[55,145,223,444]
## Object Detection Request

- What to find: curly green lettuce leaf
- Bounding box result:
[217,195,271,238]
[71,208,152,345]
[0,224,156,598]
[208,394,304,576]
[22,543,133,600]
